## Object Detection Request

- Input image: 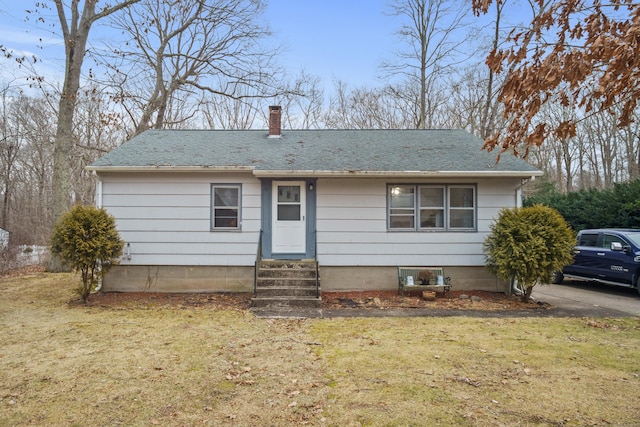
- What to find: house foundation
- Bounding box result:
[102,265,255,293]
[319,266,506,292]
[102,265,506,293]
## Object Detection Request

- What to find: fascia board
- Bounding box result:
[252,170,544,178]
[85,166,255,173]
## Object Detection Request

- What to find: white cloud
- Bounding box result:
[1,27,63,48]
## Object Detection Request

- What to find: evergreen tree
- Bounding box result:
[484,205,575,302]
[51,206,124,302]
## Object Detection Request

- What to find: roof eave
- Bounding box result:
[252,170,544,178]
[86,165,255,173]
[86,165,542,179]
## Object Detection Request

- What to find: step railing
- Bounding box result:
[254,230,263,297]
[314,230,319,298]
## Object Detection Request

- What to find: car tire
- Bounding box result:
[552,271,564,284]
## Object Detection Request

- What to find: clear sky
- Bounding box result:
[263,0,397,87]
[0,0,399,90]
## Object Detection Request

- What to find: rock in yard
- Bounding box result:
[422,291,436,301]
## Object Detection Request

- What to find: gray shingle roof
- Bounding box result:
[88,129,541,177]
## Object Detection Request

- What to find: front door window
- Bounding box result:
[277,185,301,221]
[272,182,306,254]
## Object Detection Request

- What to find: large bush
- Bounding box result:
[525,178,640,230]
[484,205,575,302]
[51,205,124,302]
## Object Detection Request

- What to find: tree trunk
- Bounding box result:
[480,0,502,139]
[49,2,94,271]
[49,0,142,270]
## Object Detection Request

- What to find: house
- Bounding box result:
[87,106,542,294]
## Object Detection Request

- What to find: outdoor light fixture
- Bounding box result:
[308,183,314,191]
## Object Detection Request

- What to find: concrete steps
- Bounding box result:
[251,259,321,310]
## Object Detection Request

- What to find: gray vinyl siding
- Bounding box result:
[99,172,261,266]
[98,173,521,268]
[316,177,520,266]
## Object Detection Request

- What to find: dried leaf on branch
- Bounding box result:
[472,0,640,156]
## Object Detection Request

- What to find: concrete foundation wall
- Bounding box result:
[320,266,507,292]
[103,264,507,294]
[102,265,254,293]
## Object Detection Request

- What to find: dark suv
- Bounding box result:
[554,229,640,294]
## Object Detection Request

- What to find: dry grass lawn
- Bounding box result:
[1,269,639,426]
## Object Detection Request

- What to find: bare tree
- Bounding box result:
[536,101,581,192]
[619,115,640,180]
[382,0,473,129]
[585,110,620,189]
[324,81,413,129]
[272,71,325,130]
[478,0,508,139]
[0,1,139,262]
[47,0,140,240]
[103,0,280,136]
[527,100,640,192]
[0,92,57,245]
[17,97,56,244]
[72,86,128,205]
[0,80,125,244]
[198,70,324,131]
[0,83,20,230]
[200,86,261,130]
[443,64,505,133]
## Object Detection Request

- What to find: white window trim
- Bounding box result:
[211,183,242,231]
[387,184,477,231]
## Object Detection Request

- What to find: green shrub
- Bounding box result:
[525,178,640,230]
[51,205,124,302]
[484,205,575,302]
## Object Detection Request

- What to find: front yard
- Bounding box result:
[1,269,639,426]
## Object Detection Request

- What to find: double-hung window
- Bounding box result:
[388,184,476,231]
[211,184,241,230]
[419,186,445,228]
[388,185,416,229]
[448,186,475,229]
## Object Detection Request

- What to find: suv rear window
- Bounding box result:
[578,233,598,247]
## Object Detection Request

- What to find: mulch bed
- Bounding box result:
[87,289,548,312]
[3,265,548,312]
[322,290,547,311]
[87,291,254,310]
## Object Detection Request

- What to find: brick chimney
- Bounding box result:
[268,105,281,137]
